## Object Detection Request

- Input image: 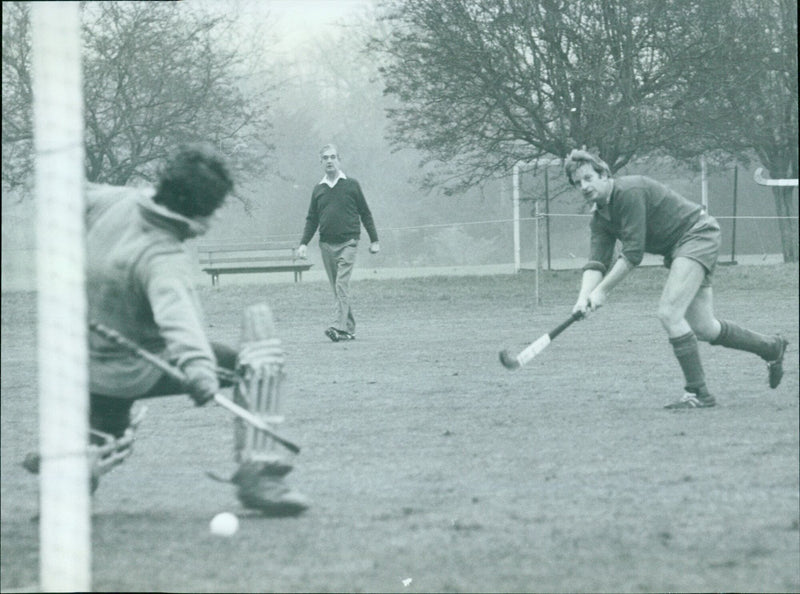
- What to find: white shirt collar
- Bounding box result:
[319,171,347,188]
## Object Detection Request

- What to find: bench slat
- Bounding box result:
[202,264,312,272]
[198,243,296,252]
[199,250,296,256]
[199,255,299,265]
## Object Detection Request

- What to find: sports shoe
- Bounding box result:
[337,330,355,341]
[232,461,310,516]
[325,327,340,342]
[664,391,717,409]
[767,336,788,389]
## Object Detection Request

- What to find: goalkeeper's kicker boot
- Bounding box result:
[88,405,148,492]
[21,405,147,494]
[232,460,310,516]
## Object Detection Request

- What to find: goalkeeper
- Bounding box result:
[26,144,307,515]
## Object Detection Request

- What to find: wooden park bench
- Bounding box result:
[197,241,312,286]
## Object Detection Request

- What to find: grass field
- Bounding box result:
[1,264,798,593]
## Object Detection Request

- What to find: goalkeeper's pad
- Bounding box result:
[233,304,288,464]
[228,303,309,515]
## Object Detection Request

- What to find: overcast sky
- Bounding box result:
[223,0,374,49]
[268,0,372,27]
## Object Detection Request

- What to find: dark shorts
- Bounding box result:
[90,342,238,437]
[663,212,721,288]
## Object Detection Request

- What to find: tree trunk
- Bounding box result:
[773,186,799,263]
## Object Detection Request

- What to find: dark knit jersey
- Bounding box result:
[585,175,703,273]
[300,177,379,245]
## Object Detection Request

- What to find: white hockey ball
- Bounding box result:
[209,512,239,537]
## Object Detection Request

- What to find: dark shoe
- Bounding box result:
[232,461,309,516]
[325,327,340,342]
[337,330,355,341]
[767,336,788,389]
[664,391,717,409]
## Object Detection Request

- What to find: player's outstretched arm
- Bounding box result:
[588,257,633,310]
[574,269,603,315]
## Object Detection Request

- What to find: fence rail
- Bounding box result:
[2,213,796,292]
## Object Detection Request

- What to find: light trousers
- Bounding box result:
[320,239,358,334]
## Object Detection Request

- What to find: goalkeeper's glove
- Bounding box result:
[186,374,217,407]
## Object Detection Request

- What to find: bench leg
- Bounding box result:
[212,274,219,287]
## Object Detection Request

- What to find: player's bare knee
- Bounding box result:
[691,321,719,342]
[656,302,682,330]
[685,312,721,342]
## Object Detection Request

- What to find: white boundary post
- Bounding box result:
[512,163,520,273]
[32,3,90,592]
[534,181,541,306]
[700,155,709,211]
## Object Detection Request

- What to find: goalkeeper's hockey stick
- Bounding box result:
[89,321,300,454]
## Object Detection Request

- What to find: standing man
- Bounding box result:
[298,144,380,342]
[565,149,787,409]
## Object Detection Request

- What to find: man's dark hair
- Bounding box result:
[564,149,612,186]
[153,143,234,218]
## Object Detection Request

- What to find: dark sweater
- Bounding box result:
[300,177,379,245]
[585,175,703,273]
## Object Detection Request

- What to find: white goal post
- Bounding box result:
[31,2,91,592]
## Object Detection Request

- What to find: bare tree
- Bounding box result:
[371,0,797,259]
[667,0,798,261]
[2,1,277,195]
[370,0,714,193]
[2,3,34,194]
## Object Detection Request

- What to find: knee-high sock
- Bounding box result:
[670,331,708,394]
[710,320,779,360]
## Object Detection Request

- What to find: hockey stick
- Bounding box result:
[89,321,300,454]
[499,311,583,371]
[753,168,799,187]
